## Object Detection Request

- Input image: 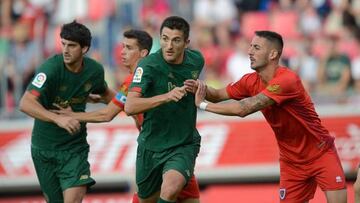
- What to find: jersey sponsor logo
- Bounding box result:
[133,67,143,83]
[31,72,47,88]
[266,84,281,93]
[279,188,286,200]
[191,71,199,79]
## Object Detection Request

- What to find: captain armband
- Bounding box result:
[113,92,127,108]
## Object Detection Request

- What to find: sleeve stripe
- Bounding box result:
[29,90,40,97]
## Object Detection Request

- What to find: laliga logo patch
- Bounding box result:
[279,188,286,200]
[32,72,47,88]
[133,67,143,83]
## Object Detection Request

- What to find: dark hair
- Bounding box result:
[160,16,190,41]
[60,20,92,49]
[255,30,283,55]
[123,29,153,55]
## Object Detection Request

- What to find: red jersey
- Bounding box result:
[112,74,144,124]
[226,66,335,163]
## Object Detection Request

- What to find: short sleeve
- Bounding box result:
[226,74,252,100]
[262,71,301,104]
[129,61,152,94]
[26,59,56,98]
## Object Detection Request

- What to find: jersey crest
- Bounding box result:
[133,67,143,83]
[32,72,47,88]
[191,71,199,79]
[266,84,281,93]
[279,188,286,200]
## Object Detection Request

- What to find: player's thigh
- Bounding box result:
[355,168,360,193]
[279,160,317,202]
[31,148,64,202]
[57,148,96,191]
[136,145,163,199]
[324,189,347,203]
[313,148,346,191]
[163,144,199,184]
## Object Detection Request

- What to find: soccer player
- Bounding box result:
[19,21,115,203]
[124,16,204,203]
[53,29,201,203]
[188,31,347,203]
[355,168,360,203]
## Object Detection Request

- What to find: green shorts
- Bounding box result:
[31,147,95,202]
[136,143,200,199]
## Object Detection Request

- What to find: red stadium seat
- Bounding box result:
[270,11,301,40]
[241,12,270,39]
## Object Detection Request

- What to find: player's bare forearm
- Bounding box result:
[72,103,121,123]
[184,79,229,102]
[205,93,275,117]
[205,86,230,103]
[19,91,58,122]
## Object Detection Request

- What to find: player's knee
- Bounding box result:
[160,183,183,200]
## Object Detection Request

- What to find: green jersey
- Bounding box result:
[129,49,204,151]
[27,54,107,151]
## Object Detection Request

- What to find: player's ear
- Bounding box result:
[140,49,148,58]
[82,46,90,54]
[185,39,190,48]
[269,49,279,60]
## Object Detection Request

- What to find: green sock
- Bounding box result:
[157,197,176,203]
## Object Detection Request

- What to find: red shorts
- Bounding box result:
[132,175,200,203]
[279,147,346,202]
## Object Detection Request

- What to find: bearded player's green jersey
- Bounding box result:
[129,49,204,152]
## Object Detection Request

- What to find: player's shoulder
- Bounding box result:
[84,56,104,71]
[277,66,300,80]
[185,48,204,61]
[39,54,63,71]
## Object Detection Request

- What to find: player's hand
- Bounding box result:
[195,80,206,107]
[184,79,198,94]
[51,103,74,116]
[166,86,187,102]
[55,115,81,135]
[87,94,102,103]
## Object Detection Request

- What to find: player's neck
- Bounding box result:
[258,64,279,85]
[65,59,84,73]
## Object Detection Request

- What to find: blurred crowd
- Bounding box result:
[0,0,360,119]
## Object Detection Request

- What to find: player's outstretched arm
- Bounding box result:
[19,91,80,135]
[195,80,275,117]
[184,79,229,103]
[125,86,187,115]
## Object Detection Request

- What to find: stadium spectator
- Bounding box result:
[186,30,347,203]
[355,168,360,203]
[125,16,204,203]
[225,36,253,82]
[19,21,115,202]
[316,35,351,99]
